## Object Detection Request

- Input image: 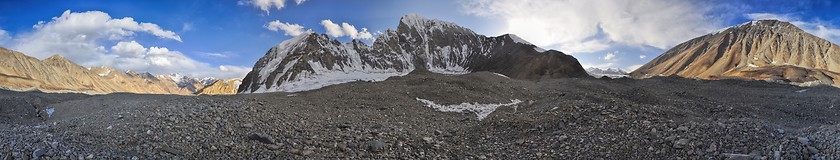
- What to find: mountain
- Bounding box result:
[630,20,840,87]
[238,14,588,93]
[195,78,242,95]
[0,47,239,94]
[162,73,219,92]
[586,67,629,78]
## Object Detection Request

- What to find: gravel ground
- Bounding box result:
[2,71,839,159]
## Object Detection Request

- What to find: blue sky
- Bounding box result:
[0,0,838,78]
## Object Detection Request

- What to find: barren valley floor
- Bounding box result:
[2,71,840,159]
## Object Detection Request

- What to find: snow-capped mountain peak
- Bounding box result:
[586,67,629,78]
[238,14,589,93]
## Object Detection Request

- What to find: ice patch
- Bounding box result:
[44,108,55,118]
[492,72,510,79]
[747,63,758,67]
[98,70,111,77]
[416,98,523,120]
[795,89,808,93]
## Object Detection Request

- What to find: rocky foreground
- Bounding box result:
[2,71,840,159]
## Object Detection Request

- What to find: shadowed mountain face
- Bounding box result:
[238,14,589,93]
[631,20,840,87]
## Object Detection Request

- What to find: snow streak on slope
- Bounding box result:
[246,34,415,93]
[416,98,523,120]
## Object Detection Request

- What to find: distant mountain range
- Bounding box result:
[238,14,589,93]
[0,47,239,94]
[585,67,629,78]
[631,20,840,87]
[4,17,837,95]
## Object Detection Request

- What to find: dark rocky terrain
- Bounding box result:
[2,70,840,159]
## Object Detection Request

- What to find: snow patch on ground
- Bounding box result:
[254,60,413,93]
[492,72,510,79]
[45,108,55,118]
[98,70,111,77]
[415,98,523,120]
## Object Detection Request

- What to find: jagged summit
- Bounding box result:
[398,14,469,32]
[709,19,802,36]
[238,14,588,93]
[42,54,75,65]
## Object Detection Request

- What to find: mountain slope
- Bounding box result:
[630,20,840,87]
[0,47,239,94]
[239,14,588,93]
[196,79,242,95]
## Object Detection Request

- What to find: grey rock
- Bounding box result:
[242,123,254,128]
[161,146,182,155]
[249,133,275,144]
[266,144,281,150]
[807,146,819,154]
[673,139,689,149]
[32,148,45,159]
[797,137,809,145]
[722,153,752,160]
[301,149,314,156]
[336,143,348,151]
[422,137,434,143]
[367,140,386,152]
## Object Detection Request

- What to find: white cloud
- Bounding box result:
[199,51,235,58]
[639,55,647,59]
[603,51,617,61]
[107,41,249,78]
[0,29,10,46]
[218,65,253,78]
[320,20,374,40]
[461,0,720,53]
[581,63,614,69]
[10,10,181,60]
[746,13,840,44]
[182,23,194,32]
[6,10,246,79]
[265,20,310,36]
[239,0,307,14]
[321,20,345,37]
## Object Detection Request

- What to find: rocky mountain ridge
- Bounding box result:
[238,14,588,93]
[586,67,629,78]
[0,47,238,95]
[631,20,840,87]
